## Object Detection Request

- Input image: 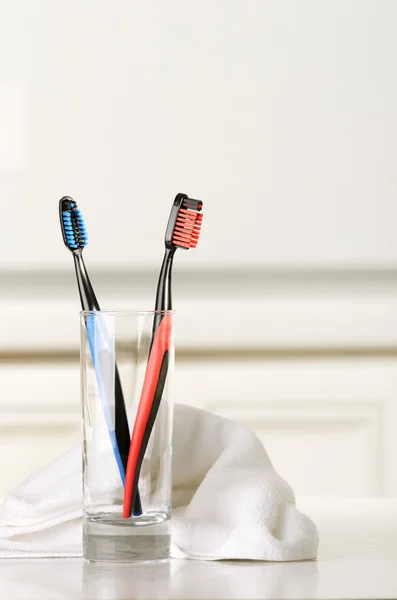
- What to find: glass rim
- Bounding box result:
[80,309,175,317]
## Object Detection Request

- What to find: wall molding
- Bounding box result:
[1,266,397,296]
[0,346,397,365]
[1,267,396,352]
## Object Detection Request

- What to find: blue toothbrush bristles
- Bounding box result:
[62,205,88,249]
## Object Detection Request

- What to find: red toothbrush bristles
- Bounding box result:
[172,208,203,249]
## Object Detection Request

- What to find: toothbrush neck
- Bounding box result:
[155,247,175,312]
[73,250,100,312]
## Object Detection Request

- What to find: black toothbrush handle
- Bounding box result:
[129,350,169,513]
[127,249,174,512]
[74,252,142,515]
[114,367,142,514]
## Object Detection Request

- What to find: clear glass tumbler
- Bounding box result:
[80,310,174,562]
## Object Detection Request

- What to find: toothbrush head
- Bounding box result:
[165,193,203,250]
[59,196,88,251]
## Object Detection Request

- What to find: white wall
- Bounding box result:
[0,1,396,500]
[0,0,396,270]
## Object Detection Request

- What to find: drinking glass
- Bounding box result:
[80,310,174,562]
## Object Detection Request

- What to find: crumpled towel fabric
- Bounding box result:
[0,403,318,560]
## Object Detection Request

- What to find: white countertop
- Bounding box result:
[1,499,397,599]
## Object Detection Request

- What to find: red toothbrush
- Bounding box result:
[123,194,203,517]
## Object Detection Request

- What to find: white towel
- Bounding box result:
[0,404,318,561]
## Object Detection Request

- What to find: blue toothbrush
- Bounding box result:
[59,196,142,515]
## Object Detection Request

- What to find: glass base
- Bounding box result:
[83,512,171,562]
